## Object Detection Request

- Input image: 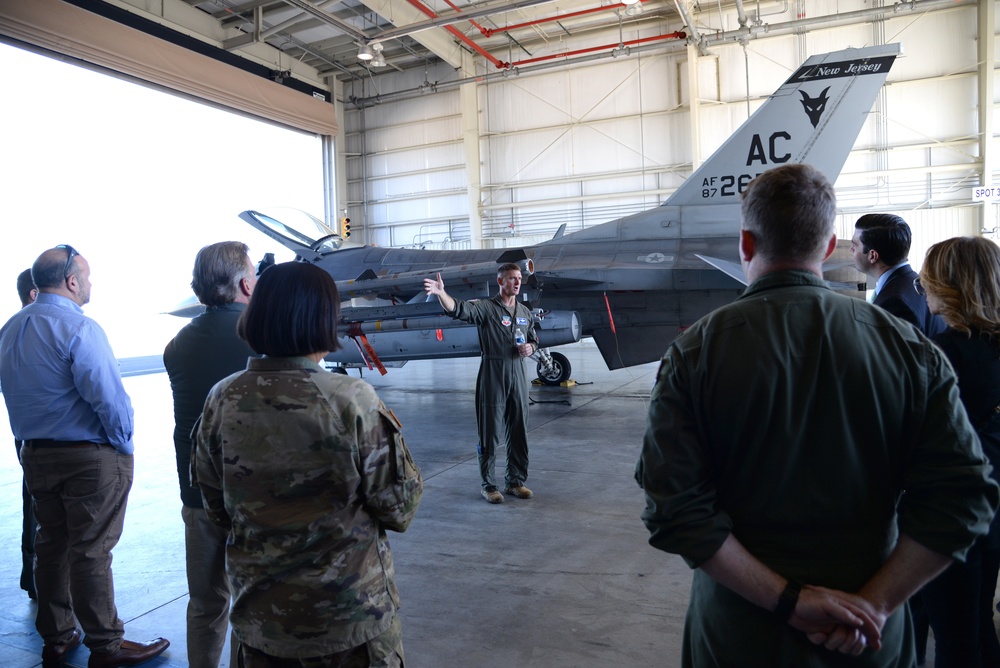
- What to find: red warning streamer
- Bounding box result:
[357,333,388,376]
[603,293,617,334]
[348,335,374,372]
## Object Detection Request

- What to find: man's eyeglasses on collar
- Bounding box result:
[913,277,926,296]
[56,244,78,279]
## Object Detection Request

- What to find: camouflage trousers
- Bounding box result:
[237,616,403,668]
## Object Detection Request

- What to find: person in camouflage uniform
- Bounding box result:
[193,261,423,667]
[423,263,538,504]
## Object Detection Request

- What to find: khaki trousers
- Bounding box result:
[21,443,132,653]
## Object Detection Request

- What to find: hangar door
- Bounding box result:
[0,0,337,136]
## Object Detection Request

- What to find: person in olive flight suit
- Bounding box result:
[424,263,539,504]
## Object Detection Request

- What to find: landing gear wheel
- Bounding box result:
[537,352,572,386]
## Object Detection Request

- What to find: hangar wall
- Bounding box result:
[341,0,993,264]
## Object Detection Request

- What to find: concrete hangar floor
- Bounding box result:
[0,340,697,667]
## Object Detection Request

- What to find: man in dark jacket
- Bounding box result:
[163,241,257,668]
[850,213,945,336]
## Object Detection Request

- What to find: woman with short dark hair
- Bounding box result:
[194,261,423,667]
[236,260,342,356]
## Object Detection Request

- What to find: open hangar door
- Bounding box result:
[0,0,340,358]
[0,0,337,135]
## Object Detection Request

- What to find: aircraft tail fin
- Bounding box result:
[666,43,900,208]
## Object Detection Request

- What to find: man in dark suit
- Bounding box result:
[850,213,946,337]
[850,213,945,664]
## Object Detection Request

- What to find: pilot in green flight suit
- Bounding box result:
[424,263,539,504]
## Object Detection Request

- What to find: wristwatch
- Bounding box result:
[774,579,802,622]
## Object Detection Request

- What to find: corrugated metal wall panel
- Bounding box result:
[342,0,991,251]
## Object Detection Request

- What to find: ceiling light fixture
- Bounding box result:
[371,43,386,67]
[621,0,640,6]
[358,44,374,61]
[624,3,643,16]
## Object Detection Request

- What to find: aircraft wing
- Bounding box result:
[694,254,866,291]
[337,256,535,300]
[526,271,606,289]
[695,254,748,286]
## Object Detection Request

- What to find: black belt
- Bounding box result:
[24,439,102,449]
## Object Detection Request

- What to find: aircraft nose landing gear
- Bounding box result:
[535,349,572,386]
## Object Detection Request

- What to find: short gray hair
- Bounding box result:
[191,241,251,307]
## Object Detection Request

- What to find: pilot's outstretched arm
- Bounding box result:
[423,273,456,313]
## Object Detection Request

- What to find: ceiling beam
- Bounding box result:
[101,0,331,87]
[359,0,474,72]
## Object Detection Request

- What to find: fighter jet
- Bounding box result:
[239,43,899,383]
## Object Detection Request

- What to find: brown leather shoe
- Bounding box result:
[87,638,170,668]
[42,628,82,667]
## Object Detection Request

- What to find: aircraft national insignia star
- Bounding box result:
[639,253,669,263]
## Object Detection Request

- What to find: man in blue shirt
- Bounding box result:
[0,246,169,667]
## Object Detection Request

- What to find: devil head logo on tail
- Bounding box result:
[799,87,830,128]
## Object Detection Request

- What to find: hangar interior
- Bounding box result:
[0,0,995,258]
[0,0,998,667]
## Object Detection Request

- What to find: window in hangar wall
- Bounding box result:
[0,42,324,358]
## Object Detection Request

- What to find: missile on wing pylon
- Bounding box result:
[330,310,580,367]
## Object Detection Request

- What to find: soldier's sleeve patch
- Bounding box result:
[363,407,423,532]
[377,408,418,484]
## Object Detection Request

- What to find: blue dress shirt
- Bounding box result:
[0,293,134,453]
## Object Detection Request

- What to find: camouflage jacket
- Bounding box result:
[193,356,423,658]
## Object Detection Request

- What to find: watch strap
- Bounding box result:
[774,579,802,622]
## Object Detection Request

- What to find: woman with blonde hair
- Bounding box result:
[918,235,1000,667]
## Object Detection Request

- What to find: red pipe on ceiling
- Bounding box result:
[441,0,491,36]
[405,0,509,69]
[509,31,686,68]
[404,0,680,70]
[481,1,649,38]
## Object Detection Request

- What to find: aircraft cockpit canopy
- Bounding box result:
[239,209,344,259]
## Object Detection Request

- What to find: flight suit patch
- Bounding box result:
[501,315,512,327]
